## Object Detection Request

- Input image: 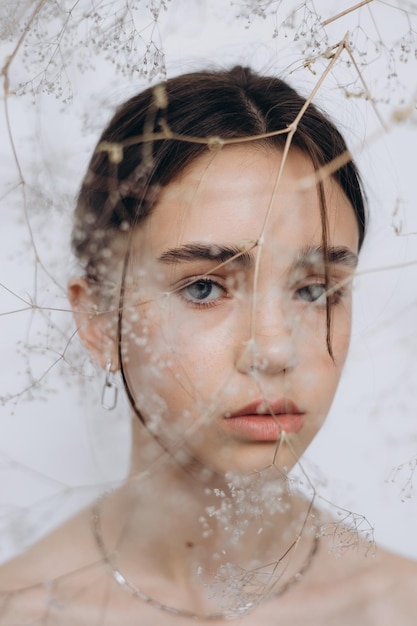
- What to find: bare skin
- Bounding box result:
[0,488,416,625]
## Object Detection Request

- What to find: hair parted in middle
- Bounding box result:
[72,65,366,285]
[72,65,366,366]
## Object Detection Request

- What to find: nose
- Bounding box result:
[235,293,298,376]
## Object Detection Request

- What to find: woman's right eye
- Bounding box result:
[179,278,226,307]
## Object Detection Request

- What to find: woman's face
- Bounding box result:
[122,145,359,475]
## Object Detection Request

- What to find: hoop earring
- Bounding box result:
[101,361,118,410]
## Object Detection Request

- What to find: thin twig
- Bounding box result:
[321,0,374,27]
[247,33,349,346]
[343,39,388,131]
[1,0,66,306]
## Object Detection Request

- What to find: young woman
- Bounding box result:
[1,66,416,625]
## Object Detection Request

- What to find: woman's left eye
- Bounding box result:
[295,281,345,306]
[296,283,327,305]
[180,279,226,306]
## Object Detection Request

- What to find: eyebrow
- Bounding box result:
[295,245,359,269]
[158,242,358,271]
[158,243,255,268]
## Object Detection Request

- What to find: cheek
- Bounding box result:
[295,309,351,403]
[122,303,231,401]
[295,307,351,357]
[331,304,353,368]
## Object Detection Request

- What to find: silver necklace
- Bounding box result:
[91,502,320,621]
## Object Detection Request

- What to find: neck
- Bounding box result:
[94,425,318,616]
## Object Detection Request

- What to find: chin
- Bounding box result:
[181,439,306,481]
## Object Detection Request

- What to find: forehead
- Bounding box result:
[136,145,359,255]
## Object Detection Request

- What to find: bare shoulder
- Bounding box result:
[319,537,417,623]
[370,546,417,599]
[0,506,106,623]
[0,506,98,590]
[351,546,417,625]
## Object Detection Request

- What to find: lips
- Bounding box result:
[222,399,305,441]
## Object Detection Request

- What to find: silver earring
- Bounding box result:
[101,361,118,410]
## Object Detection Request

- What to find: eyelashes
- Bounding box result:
[178,278,228,308]
[294,282,346,306]
[175,275,349,310]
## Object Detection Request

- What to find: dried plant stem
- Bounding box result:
[321,0,374,27]
[343,39,388,131]
[1,0,66,303]
[1,0,47,97]
[246,33,349,348]
[1,0,47,182]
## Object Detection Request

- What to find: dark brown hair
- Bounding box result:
[72,65,366,285]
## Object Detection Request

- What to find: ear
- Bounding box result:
[68,278,119,371]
